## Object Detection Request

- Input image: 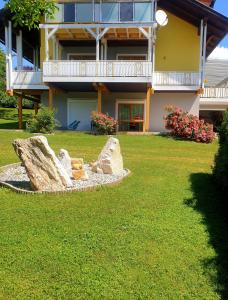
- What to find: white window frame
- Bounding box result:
[67,53,96,61]
[116,53,148,60]
[115,99,146,122]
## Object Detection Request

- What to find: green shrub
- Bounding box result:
[26,106,56,133]
[213,109,228,196]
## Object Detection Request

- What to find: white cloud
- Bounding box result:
[208,47,228,60]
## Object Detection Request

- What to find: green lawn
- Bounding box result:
[0,107,33,129]
[0,131,227,299]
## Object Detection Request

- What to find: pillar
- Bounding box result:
[16,30,23,70]
[98,86,102,113]
[18,95,23,130]
[45,28,49,61]
[145,87,151,132]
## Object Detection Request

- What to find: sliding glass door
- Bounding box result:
[118,103,144,132]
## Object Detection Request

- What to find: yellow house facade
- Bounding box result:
[2,0,228,131]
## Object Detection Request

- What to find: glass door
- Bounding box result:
[118,103,144,131]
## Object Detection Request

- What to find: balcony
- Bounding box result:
[153,72,200,90]
[10,64,202,90]
[43,60,153,83]
[12,71,48,90]
[200,87,228,109]
[201,87,228,98]
[43,60,200,89]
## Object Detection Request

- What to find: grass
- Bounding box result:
[0,131,227,299]
[0,107,33,129]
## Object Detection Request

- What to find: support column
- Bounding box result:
[202,21,207,89]
[45,28,49,61]
[148,27,152,62]
[48,87,53,109]
[96,38,100,61]
[103,39,107,60]
[18,95,23,130]
[16,30,23,70]
[96,28,100,61]
[5,24,9,91]
[98,86,102,113]
[7,21,13,91]
[145,87,151,132]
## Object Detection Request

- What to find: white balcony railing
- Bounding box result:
[43,60,200,87]
[202,87,228,98]
[154,72,199,86]
[43,60,153,82]
[12,71,47,89]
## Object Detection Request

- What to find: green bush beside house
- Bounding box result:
[213,109,228,196]
[26,106,57,133]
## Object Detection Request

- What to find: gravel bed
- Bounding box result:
[0,163,129,193]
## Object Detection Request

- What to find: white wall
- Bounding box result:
[150,93,200,132]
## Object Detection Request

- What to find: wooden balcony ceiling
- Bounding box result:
[55,28,148,40]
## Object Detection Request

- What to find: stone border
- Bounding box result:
[0,163,131,195]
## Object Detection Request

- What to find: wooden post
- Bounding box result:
[34,102,39,115]
[18,95,23,130]
[98,86,102,113]
[145,87,151,132]
[48,87,53,110]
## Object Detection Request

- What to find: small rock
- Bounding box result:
[58,149,73,177]
[91,161,98,173]
[71,158,84,165]
[72,169,87,180]
[96,137,124,175]
[72,163,82,170]
[96,167,103,174]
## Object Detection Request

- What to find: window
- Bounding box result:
[68,54,96,60]
[118,103,144,132]
[134,3,152,22]
[120,2,133,22]
[117,54,147,60]
[64,3,75,22]
[102,3,119,22]
[76,3,93,22]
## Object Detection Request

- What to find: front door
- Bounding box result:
[118,102,144,131]
[68,99,97,131]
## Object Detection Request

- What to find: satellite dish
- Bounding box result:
[155,10,168,27]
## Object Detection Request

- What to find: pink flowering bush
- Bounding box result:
[91,112,117,135]
[164,105,215,143]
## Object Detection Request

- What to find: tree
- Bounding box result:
[4,0,57,30]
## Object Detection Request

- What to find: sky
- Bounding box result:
[0,0,227,58]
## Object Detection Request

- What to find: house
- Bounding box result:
[0,0,227,132]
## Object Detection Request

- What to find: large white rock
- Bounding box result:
[13,136,73,191]
[96,137,124,175]
[58,149,73,178]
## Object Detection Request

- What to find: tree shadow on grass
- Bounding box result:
[0,108,16,120]
[185,173,228,299]
[0,121,26,130]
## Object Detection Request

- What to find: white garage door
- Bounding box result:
[68,99,97,131]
